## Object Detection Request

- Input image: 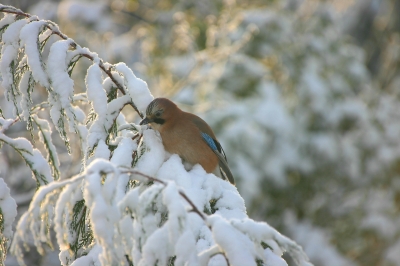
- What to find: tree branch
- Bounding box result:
[121,169,207,221]
[0,4,143,118]
[0,117,20,133]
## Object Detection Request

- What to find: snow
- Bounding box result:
[102,77,114,94]
[76,46,100,63]
[0,118,15,131]
[11,173,85,265]
[134,129,166,177]
[0,44,18,91]
[69,244,102,266]
[115,62,154,114]
[0,19,29,93]
[86,64,107,117]
[19,71,33,120]
[207,215,261,266]
[264,249,288,266]
[0,13,15,29]
[19,21,50,88]
[174,230,198,265]
[47,39,76,130]
[0,123,53,185]
[10,213,28,266]
[85,94,131,165]
[111,136,137,166]
[83,159,125,265]
[0,177,17,247]
[139,225,171,266]
[93,139,110,160]
[120,145,311,266]
[2,18,27,44]
[55,181,81,253]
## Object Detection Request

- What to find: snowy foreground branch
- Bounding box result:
[0,5,312,266]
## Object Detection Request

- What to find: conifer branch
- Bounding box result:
[0,4,143,118]
[121,169,207,221]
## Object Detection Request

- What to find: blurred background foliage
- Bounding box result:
[2,0,400,265]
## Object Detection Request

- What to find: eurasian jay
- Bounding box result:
[140,98,235,185]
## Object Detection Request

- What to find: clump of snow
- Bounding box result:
[0,13,15,29]
[207,215,263,266]
[32,114,61,180]
[85,64,107,117]
[0,19,28,96]
[0,177,17,250]
[2,18,27,44]
[115,62,154,114]
[83,159,124,265]
[19,21,50,88]
[134,129,166,178]
[85,94,131,165]
[47,39,74,109]
[0,118,53,186]
[0,44,18,90]
[47,39,77,132]
[18,71,33,120]
[69,244,102,266]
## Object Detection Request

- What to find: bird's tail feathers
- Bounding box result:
[214,153,235,185]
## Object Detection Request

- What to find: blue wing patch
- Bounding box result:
[201,132,217,151]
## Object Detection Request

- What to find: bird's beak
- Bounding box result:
[140,117,151,125]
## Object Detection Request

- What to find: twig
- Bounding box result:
[0,5,30,17]
[121,169,207,221]
[121,169,166,185]
[0,116,20,133]
[178,191,207,220]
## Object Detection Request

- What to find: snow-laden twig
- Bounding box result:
[0,178,17,266]
[121,169,207,220]
[32,114,61,180]
[0,117,53,186]
[11,173,86,266]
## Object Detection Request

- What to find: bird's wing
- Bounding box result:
[201,132,235,185]
[189,114,235,184]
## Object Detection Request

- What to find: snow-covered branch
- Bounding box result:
[0,4,312,266]
[0,4,144,118]
[0,178,17,266]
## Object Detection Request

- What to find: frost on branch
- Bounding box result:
[0,5,311,266]
[0,177,17,266]
[0,118,53,186]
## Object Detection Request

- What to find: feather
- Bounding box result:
[201,132,235,185]
[201,132,218,151]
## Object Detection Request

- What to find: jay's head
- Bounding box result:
[140,98,179,131]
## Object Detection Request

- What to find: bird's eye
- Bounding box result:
[155,111,162,117]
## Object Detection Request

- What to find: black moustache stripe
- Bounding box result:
[153,118,165,125]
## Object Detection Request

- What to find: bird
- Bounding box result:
[140,98,235,185]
